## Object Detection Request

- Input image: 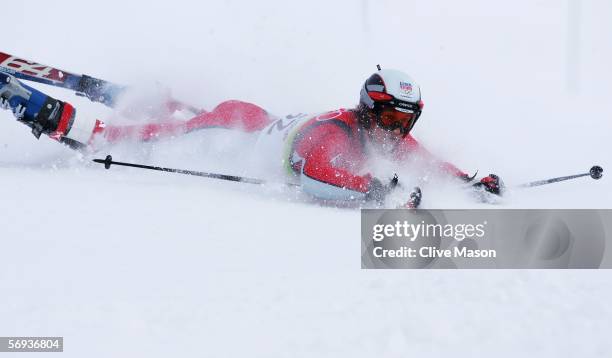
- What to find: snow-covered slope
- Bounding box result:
[1,0,611,356]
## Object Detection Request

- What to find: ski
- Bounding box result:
[0,51,123,107]
[0,51,201,114]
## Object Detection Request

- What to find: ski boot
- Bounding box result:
[0,73,98,148]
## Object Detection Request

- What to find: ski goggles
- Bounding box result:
[376,105,417,131]
[367,91,423,131]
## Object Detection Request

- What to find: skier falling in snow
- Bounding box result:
[0,68,503,207]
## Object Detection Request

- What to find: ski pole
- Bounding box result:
[517,165,603,188]
[93,155,299,187]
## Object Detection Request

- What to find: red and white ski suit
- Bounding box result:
[89,100,467,201]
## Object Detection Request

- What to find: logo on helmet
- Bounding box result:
[399,82,413,96]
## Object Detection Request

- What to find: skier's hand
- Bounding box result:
[402,187,422,209]
[473,174,504,195]
[366,174,399,203]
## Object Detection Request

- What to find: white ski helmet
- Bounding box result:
[358,67,424,136]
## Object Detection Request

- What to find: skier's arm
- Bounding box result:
[398,135,505,195]
[397,134,470,180]
[297,126,388,203]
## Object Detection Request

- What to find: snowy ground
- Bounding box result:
[2,0,612,356]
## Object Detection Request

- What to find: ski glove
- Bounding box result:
[366,174,399,203]
[0,97,26,120]
[402,187,422,209]
[473,174,504,195]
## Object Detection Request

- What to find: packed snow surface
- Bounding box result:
[2,0,612,356]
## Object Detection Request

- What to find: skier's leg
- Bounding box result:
[184,100,273,133]
[99,121,186,143]
[90,100,271,143]
[2,73,272,146]
[0,73,99,149]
